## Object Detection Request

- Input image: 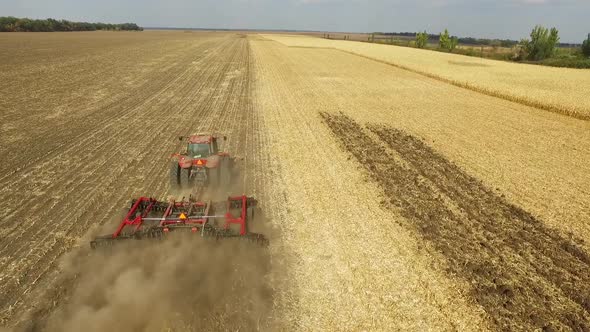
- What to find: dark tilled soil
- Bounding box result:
[321,112,590,331]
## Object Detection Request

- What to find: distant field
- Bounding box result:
[263,34,590,119]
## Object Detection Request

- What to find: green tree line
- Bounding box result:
[412,25,589,67]
[380,31,517,47]
[0,16,142,32]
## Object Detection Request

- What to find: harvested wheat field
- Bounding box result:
[1,31,589,331]
[262,34,590,119]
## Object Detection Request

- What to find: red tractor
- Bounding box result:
[170,134,235,189]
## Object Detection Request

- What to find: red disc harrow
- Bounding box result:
[91,195,268,248]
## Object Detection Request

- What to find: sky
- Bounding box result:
[1,0,589,43]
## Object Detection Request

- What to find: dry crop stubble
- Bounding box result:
[254,35,590,253]
[250,35,491,330]
[251,34,590,329]
[262,34,590,119]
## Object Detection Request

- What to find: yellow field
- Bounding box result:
[250,34,590,330]
[262,34,590,119]
[251,36,491,330]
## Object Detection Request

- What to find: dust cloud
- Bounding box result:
[9,170,275,332]
[42,233,273,332]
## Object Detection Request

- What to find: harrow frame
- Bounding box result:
[90,195,268,248]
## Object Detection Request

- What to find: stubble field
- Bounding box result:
[1,31,589,331]
[262,34,590,119]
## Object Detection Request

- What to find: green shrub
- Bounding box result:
[519,25,560,61]
[416,31,428,48]
[439,29,458,51]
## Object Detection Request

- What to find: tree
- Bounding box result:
[0,16,18,31]
[439,29,449,49]
[582,34,590,57]
[0,16,143,32]
[415,31,428,48]
[439,29,458,51]
[520,25,560,61]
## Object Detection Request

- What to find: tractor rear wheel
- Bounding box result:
[170,161,181,190]
[180,167,191,188]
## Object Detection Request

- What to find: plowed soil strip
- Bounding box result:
[321,112,590,331]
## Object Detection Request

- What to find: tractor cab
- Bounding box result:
[181,135,223,158]
[187,142,213,158]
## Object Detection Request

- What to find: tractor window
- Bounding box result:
[188,143,210,158]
